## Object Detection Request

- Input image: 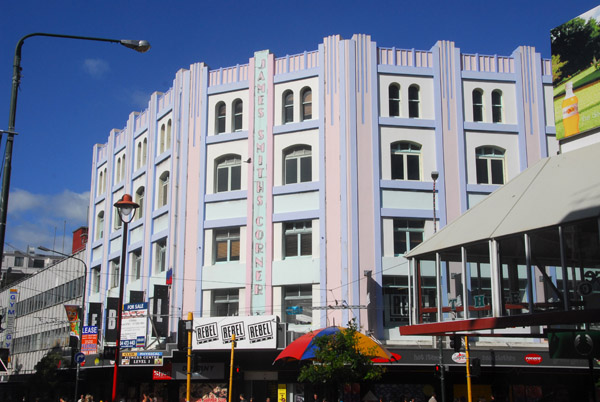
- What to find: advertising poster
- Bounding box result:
[64,305,80,339]
[105,297,119,342]
[552,6,600,139]
[192,315,278,350]
[121,302,148,348]
[81,326,98,355]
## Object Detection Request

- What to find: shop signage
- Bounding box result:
[172,362,224,380]
[120,302,148,348]
[192,315,277,350]
[153,361,173,380]
[452,352,467,364]
[524,353,542,365]
[121,351,163,366]
[2,289,17,350]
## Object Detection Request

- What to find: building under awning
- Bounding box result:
[401,141,600,335]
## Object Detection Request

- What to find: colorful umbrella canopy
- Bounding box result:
[274,326,393,362]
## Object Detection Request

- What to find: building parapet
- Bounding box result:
[378,47,434,68]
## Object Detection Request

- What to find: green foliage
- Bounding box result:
[29,347,63,390]
[552,54,567,84]
[297,320,385,386]
[551,16,600,79]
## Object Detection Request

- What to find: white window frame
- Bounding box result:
[214,228,240,263]
[284,146,312,185]
[391,141,421,181]
[215,155,242,193]
[284,221,312,258]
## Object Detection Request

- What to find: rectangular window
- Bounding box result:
[111,260,120,288]
[383,276,409,327]
[156,240,167,273]
[131,249,142,280]
[14,256,23,267]
[393,219,424,255]
[283,285,312,325]
[284,221,312,258]
[215,228,240,263]
[92,267,101,293]
[212,288,239,316]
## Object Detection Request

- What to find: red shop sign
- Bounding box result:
[524,353,542,365]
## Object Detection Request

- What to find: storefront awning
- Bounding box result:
[406,142,600,259]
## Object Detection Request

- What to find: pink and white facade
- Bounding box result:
[86,34,557,348]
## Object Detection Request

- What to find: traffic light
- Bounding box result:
[471,357,481,377]
[103,345,117,360]
[450,334,461,352]
[178,319,190,351]
[434,364,442,377]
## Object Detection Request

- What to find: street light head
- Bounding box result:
[114,194,139,223]
[431,171,439,181]
[120,39,151,53]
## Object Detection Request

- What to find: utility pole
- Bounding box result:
[187,312,193,402]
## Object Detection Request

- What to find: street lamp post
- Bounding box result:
[38,245,88,402]
[0,32,150,276]
[112,194,139,402]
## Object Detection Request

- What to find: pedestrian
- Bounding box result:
[240,394,247,402]
[428,393,437,402]
[266,398,271,402]
[313,394,319,402]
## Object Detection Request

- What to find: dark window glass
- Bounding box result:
[491,159,504,184]
[492,91,502,123]
[407,154,420,180]
[391,153,404,180]
[301,89,312,121]
[216,102,226,133]
[389,84,400,117]
[233,100,243,131]
[285,158,297,184]
[231,165,241,190]
[283,91,294,123]
[300,156,312,183]
[408,85,420,118]
[473,90,483,122]
[476,158,488,184]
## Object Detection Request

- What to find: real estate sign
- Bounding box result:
[120,302,148,348]
[552,5,600,139]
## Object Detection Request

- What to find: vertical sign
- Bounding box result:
[152,285,169,337]
[82,326,98,355]
[252,50,269,315]
[105,297,119,343]
[3,289,17,350]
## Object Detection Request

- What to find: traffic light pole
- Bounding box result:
[438,336,446,402]
[187,312,193,402]
[465,336,472,402]
[228,333,236,402]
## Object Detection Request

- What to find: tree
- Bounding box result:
[27,347,64,400]
[551,16,600,79]
[552,54,568,84]
[298,320,385,400]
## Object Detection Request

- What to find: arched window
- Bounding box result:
[215,155,242,193]
[284,146,312,184]
[102,168,107,194]
[98,171,104,195]
[160,123,166,154]
[389,84,400,117]
[232,99,243,132]
[475,146,505,185]
[408,85,420,118]
[301,87,312,121]
[142,138,147,164]
[391,141,421,181]
[96,211,104,240]
[137,142,142,170]
[166,119,172,149]
[121,154,126,182]
[114,206,122,230]
[216,102,226,134]
[283,90,294,124]
[116,158,122,183]
[158,171,170,208]
[136,186,145,220]
[492,90,503,123]
[473,89,484,122]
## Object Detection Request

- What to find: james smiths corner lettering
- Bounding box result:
[251,50,269,315]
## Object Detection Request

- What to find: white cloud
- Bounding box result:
[6,189,90,252]
[129,89,152,109]
[83,58,110,78]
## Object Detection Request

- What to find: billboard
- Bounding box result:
[121,302,148,348]
[552,6,600,139]
[192,315,278,350]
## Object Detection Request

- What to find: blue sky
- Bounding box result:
[0,0,597,254]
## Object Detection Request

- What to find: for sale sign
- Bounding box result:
[120,303,148,348]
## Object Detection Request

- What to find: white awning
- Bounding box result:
[406,141,600,259]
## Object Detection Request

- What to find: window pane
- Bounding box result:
[234,114,242,131]
[300,233,312,256]
[303,103,312,120]
[408,86,419,118]
[409,231,424,250]
[231,165,241,191]
[407,154,420,180]
[285,234,298,257]
[394,233,407,255]
[285,158,297,184]
[491,159,504,184]
[476,158,488,184]
[300,156,312,182]
[230,239,240,261]
[217,168,229,192]
[216,241,228,262]
[391,153,404,180]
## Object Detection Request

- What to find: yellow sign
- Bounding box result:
[277,384,286,402]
